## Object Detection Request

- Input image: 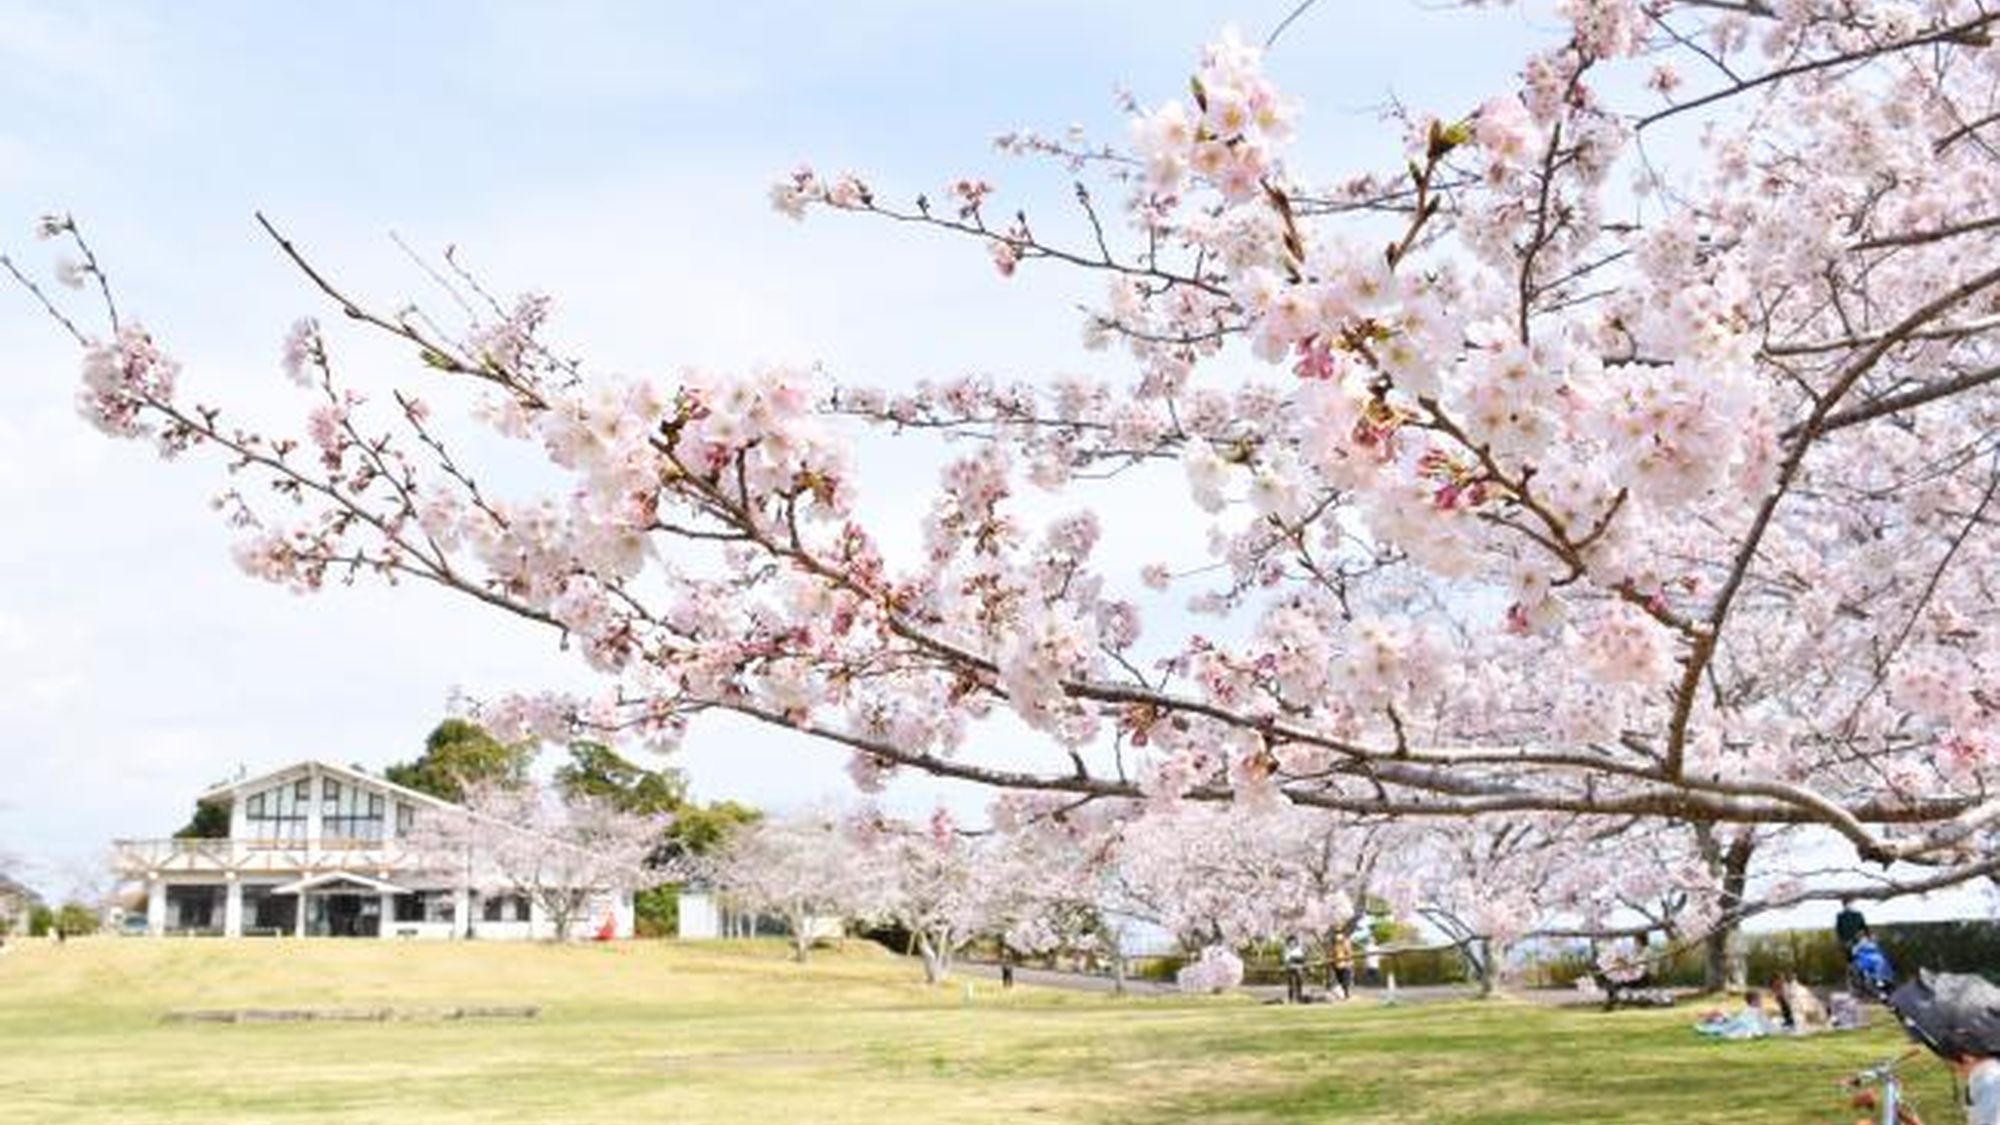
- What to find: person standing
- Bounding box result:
[1282,936,1306,1003]
[1835,897,1869,952]
[1331,931,1357,1000]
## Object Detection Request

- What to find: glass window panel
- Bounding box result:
[246,781,309,842]
[323,780,385,842]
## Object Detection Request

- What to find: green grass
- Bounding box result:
[0,937,1958,1123]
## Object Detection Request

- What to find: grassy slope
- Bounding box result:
[0,938,1958,1124]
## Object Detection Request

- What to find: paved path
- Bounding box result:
[952,961,1598,1007]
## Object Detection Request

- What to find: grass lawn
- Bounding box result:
[0,937,1958,1123]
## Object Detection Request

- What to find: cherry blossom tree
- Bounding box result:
[707,810,882,962]
[862,811,993,984]
[1176,944,1246,994]
[1381,818,1576,995]
[964,809,1112,968]
[408,779,665,941]
[843,807,1114,984]
[1106,802,1379,958]
[16,1,2000,938]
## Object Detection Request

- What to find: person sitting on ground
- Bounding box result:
[1829,991,1869,1031]
[1768,974,1797,1031]
[1694,989,1775,1040]
[1594,935,1655,1011]
[1769,972,1829,1034]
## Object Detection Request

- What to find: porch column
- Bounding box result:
[294,893,308,938]
[223,877,243,938]
[304,769,323,858]
[452,885,470,939]
[146,877,166,936]
[379,891,395,938]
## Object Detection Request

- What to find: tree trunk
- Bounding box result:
[789,905,811,962]
[1476,938,1498,997]
[1698,827,1756,994]
[918,934,946,984]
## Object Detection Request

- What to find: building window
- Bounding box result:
[395,803,415,835]
[322,779,385,844]
[244,780,308,843]
[241,886,298,935]
[164,885,224,934]
[393,891,456,924]
[482,894,530,923]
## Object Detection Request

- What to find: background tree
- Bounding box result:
[555,741,686,815]
[709,812,883,962]
[172,798,230,840]
[634,798,761,937]
[23,2,2000,945]
[408,779,666,941]
[864,811,993,985]
[385,719,533,804]
[661,800,760,860]
[552,740,760,935]
[53,902,98,938]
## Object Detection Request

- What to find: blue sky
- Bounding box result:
[0,2,1577,894]
[77,0,1994,947]
[0,0,1974,930]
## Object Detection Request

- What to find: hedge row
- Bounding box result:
[1531,920,2000,990]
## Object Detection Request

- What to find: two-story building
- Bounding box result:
[0,873,38,937]
[112,761,633,940]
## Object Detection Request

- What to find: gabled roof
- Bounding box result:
[269,871,412,896]
[199,760,461,811]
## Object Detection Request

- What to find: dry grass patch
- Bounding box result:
[0,938,1958,1124]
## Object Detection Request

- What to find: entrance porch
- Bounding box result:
[270,872,412,938]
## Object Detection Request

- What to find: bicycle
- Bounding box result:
[1844,1049,1928,1125]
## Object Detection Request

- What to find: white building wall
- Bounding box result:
[678,890,721,939]
[146,878,165,936]
[119,762,651,943]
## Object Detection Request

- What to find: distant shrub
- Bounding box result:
[54,903,98,937]
[1511,921,2000,992]
[1131,954,1186,983]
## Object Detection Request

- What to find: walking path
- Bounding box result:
[954,961,1600,1006]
